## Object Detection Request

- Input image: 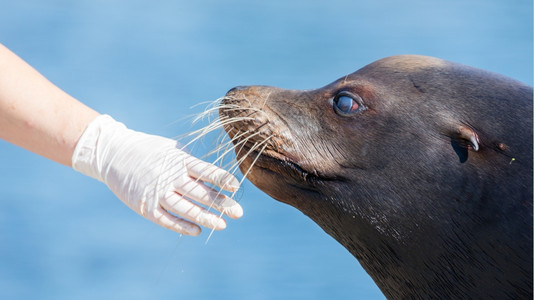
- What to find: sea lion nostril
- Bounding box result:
[226,86,249,95]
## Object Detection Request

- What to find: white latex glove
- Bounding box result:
[72,115,242,236]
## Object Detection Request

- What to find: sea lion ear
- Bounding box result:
[457,125,480,152]
[449,125,480,163]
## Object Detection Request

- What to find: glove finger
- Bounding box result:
[185,158,240,192]
[174,180,243,219]
[153,206,201,236]
[161,191,227,230]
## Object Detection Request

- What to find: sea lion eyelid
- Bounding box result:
[332,91,366,116]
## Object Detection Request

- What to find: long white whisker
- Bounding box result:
[205,136,272,244]
[224,134,273,182]
[237,137,272,183]
[191,104,248,125]
[200,129,259,175]
[204,130,248,161]
[176,116,231,141]
[190,98,262,125]
[201,131,271,210]
[175,96,276,244]
[177,116,254,150]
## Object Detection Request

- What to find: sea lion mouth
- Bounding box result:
[256,150,312,181]
[237,141,338,185]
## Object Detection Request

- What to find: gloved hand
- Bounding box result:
[72,114,242,236]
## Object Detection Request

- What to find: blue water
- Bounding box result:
[0,0,531,299]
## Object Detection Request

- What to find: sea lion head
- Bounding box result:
[219,55,532,298]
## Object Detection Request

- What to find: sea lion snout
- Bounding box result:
[226,85,249,95]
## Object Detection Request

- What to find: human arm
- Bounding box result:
[0,43,242,235]
[0,43,99,166]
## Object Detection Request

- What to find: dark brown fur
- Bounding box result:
[220,55,533,299]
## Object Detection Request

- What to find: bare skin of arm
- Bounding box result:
[0,43,100,166]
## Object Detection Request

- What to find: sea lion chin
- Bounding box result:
[219,55,533,299]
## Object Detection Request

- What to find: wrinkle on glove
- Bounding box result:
[72,115,242,235]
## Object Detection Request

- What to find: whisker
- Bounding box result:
[190,98,261,121]
[205,128,246,157]
[196,131,271,210]
[225,134,273,182]
[204,136,272,244]
[177,116,254,150]
[237,136,272,183]
[191,103,248,125]
[189,98,222,110]
[210,131,234,168]
[193,125,250,164]
[176,116,228,140]
[176,132,262,211]
[204,131,251,167]
[171,96,274,244]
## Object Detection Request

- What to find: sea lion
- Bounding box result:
[218,55,533,299]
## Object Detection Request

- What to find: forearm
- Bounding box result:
[0,44,243,235]
[0,43,100,166]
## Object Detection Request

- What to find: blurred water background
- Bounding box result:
[0,0,531,299]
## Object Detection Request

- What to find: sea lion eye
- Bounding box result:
[333,92,365,116]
